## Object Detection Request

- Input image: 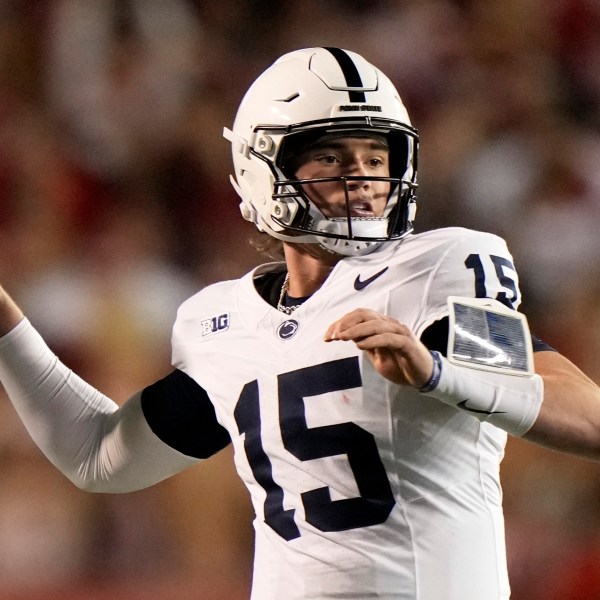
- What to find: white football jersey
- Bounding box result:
[171,227,521,600]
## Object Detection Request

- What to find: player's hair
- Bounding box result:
[249,231,285,260]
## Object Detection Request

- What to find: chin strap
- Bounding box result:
[317,235,382,257]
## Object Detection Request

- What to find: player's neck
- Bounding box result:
[282,242,340,298]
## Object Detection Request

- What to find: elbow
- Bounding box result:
[69,476,116,494]
[63,462,146,494]
[69,475,145,494]
[64,470,117,493]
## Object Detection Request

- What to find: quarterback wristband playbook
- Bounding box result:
[419,297,543,437]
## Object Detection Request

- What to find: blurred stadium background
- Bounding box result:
[1,1,600,598]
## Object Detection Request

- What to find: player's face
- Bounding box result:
[293,136,391,218]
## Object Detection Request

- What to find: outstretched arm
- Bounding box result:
[325,308,600,461]
[0,287,200,492]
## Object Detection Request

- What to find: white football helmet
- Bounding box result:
[223,47,419,256]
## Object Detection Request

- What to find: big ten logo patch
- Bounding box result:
[201,313,230,336]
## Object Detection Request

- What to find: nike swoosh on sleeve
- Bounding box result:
[457,399,506,415]
[354,266,389,290]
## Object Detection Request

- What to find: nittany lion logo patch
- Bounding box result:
[277,319,299,340]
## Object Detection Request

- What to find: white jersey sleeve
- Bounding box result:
[0,319,199,492]
[411,227,522,336]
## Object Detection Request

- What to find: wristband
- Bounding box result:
[419,351,443,393]
[420,353,543,437]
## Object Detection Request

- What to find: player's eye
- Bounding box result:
[370,158,383,167]
[317,154,339,164]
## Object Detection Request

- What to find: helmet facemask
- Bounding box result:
[266,122,418,256]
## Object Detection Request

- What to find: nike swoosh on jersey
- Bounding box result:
[354,266,389,290]
[457,399,507,415]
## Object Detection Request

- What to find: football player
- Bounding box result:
[1,48,599,600]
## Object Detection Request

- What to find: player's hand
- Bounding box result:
[324,308,433,388]
[0,286,24,336]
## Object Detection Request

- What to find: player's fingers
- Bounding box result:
[324,308,380,340]
[331,319,412,343]
[324,309,404,342]
[353,332,413,351]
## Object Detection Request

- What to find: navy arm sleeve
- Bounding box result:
[140,369,231,459]
[420,317,555,356]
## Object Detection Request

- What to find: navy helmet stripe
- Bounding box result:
[323,47,367,103]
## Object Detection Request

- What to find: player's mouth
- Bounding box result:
[349,199,375,217]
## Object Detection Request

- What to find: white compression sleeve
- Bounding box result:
[0,318,199,492]
[420,351,544,437]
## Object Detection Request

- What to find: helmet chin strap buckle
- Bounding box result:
[407,200,417,222]
[271,200,299,226]
[239,201,257,223]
